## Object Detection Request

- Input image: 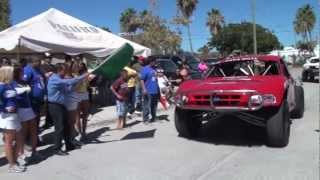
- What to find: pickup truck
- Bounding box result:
[174,55,304,147]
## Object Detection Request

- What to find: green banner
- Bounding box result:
[92,43,134,79]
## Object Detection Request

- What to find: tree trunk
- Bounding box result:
[187,23,193,53]
[308,31,312,43]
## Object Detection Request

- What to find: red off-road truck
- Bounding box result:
[175,55,304,147]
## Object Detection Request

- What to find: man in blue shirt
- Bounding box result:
[140,56,160,123]
[23,58,45,115]
[47,63,89,156]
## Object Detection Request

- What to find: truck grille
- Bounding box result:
[212,94,241,106]
[187,93,249,108]
[189,95,211,106]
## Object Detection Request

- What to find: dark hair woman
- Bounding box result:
[76,62,90,142]
[13,65,44,166]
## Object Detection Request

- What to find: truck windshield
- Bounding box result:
[207,60,279,77]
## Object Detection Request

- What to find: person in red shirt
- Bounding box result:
[110,70,129,129]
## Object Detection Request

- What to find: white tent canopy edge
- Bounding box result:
[0,8,151,57]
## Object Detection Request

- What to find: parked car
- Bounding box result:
[174,55,304,147]
[206,58,220,66]
[151,54,201,79]
[302,57,319,82]
[156,58,179,80]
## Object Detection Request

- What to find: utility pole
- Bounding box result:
[318,0,320,57]
[252,0,257,55]
[318,0,320,83]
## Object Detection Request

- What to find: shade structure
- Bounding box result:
[0,8,151,57]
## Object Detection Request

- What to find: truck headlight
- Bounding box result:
[175,94,188,106]
[249,95,263,109]
[263,94,276,105]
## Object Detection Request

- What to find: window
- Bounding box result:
[207,60,279,77]
[157,60,177,73]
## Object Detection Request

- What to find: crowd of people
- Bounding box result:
[111,56,161,129]
[110,55,203,129]
[0,55,92,173]
[0,54,206,173]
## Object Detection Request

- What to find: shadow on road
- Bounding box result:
[121,129,156,141]
[125,120,141,128]
[41,131,55,145]
[84,127,110,144]
[191,115,265,147]
[0,156,7,167]
[89,105,104,117]
[27,127,111,166]
[157,114,170,122]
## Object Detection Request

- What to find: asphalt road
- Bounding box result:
[0,68,318,180]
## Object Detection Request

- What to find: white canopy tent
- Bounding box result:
[0,8,151,57]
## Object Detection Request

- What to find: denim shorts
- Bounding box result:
[116,100,127,118]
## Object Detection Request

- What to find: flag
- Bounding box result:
[92,43,134,79]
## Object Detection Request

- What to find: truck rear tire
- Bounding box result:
[290,86,304,119]
[175,107,201,138]
[266,101,290,147]
[302,71,307,82]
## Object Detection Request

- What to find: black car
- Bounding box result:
[206,58,220,66]
[151,54,201,79]
[156,58,179,80]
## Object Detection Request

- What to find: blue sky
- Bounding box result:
[10,0,320,51]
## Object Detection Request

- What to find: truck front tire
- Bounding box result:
[175,107,201,138]
[266,101,290,147]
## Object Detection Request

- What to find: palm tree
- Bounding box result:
[293,4,316,43]
[119,8,139,33]
[206,8,224,36]
[176,0,198,52]
[0,0,11,30]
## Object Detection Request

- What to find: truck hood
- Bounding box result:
[178,76,286,97]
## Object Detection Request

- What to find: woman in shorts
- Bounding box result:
[76,62,90,141]
[64,61,82,147]
[12,66,43,163]
[0,66,25,173]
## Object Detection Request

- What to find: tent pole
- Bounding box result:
[17,38,21,62]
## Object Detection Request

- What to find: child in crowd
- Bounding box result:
[110,70,129,129]
[157,68,170,110]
